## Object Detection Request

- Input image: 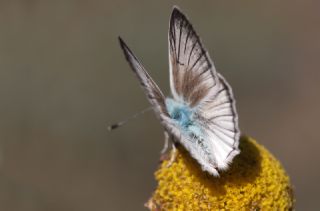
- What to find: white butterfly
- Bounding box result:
[118,6,240,176]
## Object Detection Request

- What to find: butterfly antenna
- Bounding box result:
[108,107,153,131]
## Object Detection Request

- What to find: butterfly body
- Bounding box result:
[166,98,205,141]
[166,98,193,128]
[118,7,240,176]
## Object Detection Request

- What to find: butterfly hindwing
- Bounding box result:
[196,73,240,169]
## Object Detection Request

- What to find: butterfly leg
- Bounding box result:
[160,131,170,155]
[166,143,177,167]
[160,131,171,162]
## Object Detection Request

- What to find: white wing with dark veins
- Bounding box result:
[168,7,240,174]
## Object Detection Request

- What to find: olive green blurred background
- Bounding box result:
[0,1,319,210]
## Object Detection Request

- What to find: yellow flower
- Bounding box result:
[146,136,294,210]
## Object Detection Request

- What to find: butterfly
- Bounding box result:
[118,6,240,176]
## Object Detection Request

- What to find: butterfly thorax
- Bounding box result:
[165,98,203,137]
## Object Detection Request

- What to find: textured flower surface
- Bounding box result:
[146,136,294,211]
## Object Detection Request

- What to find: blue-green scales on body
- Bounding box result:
[165,98,203,140]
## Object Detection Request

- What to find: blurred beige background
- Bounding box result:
[0,1,319,210]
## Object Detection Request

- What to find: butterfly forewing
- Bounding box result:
[118,37,184,140]
[119,37,168,117]
[168,7,240,173]
[169,8,218,106]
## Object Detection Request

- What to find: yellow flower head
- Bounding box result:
[146,136,294,210]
